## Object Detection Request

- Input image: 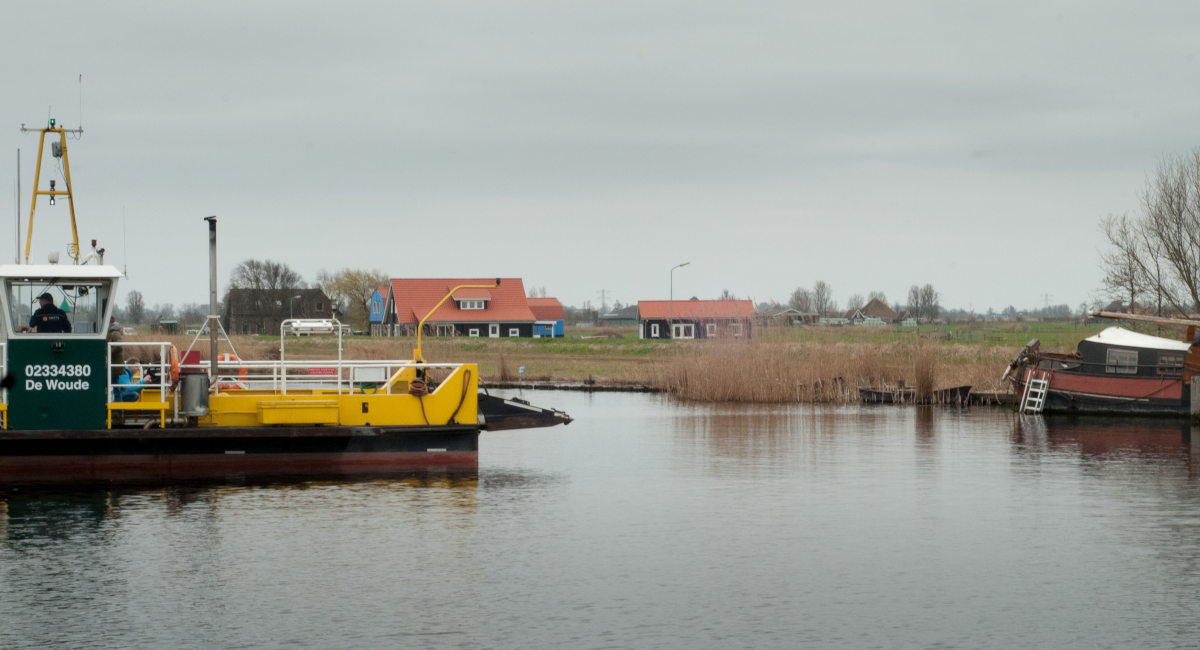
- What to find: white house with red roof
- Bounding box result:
[380,278,545,337]
[638,299,755,339]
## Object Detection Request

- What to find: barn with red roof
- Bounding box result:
[637,299,755,339]
[381,278,543,337]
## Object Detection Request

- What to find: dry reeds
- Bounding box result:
[657,338,999,404]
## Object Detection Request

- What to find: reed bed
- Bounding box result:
[657,339,1013,403]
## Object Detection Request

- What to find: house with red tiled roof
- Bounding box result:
[381,278,538,337]
[637,299,755,339]
[528,297,565,337]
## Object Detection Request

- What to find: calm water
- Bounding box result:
[3,391,1200,649]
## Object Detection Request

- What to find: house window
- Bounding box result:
[706,323,717,337]
[371,301,380,316]
[1158,352,1184,375]
[468,328,480,337]
[672,323,694,339]
[489,324,500,338]
[1105,349,1138,375]
[731,322,743,337]
[509,328,520,337]
[459,300,486,310]
[436,324,454,336]
[650,323,659,338]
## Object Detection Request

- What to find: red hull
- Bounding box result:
[0,450,478,486]
[1014,366,1187,414]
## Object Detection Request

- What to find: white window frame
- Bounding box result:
[1105,348,1138,374]
[468,328,480,337]
[508,328,520,337]
[672,323,694,339]
[706,323,717,337]
[459,300,486,310]
[650,323,659,338]
[731,322,743,337]
[489,323,500,338]
[436,324,454,336]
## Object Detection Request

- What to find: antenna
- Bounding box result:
[78,74,83,130]
[15,148,20,264]
[122,205,128,277]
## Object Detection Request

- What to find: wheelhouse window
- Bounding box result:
[6,277,114,336]
[1105,349,1138,375]
[1158,352,1184,375]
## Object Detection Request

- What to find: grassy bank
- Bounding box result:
[131,320,1159,403]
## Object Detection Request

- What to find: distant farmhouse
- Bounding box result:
[224,287,334,335]
[599,304,639,326]
[378,278,563,338]
[841,298,917,327]
[638,299,755,339]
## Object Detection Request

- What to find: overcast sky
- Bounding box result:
[5,1,1199,314]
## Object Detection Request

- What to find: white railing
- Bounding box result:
[108,341,175,403]
[188,358,467,396]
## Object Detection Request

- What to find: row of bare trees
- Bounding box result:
[1100,148,1200,316]
[788,281,940,321]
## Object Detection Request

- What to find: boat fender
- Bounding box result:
[169,345,181,384]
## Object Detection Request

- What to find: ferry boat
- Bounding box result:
[0,120,570,486]
[1003,312,1200,416]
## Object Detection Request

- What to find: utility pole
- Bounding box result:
[596,289,609,314]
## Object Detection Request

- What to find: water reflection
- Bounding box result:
[5,392,1200,649]
[1011,415,1200,476]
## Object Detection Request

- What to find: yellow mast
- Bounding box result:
[20,120,83,264]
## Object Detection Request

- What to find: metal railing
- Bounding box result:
[108,341,176,403]
[191,357,467,396]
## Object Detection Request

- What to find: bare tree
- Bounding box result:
[845,294,865,311]
[789,287,813,313]
[813,281,835,318]
[230,259,305,291]
[907,285,922,320]
[317,268,389,329]
[718,288,738,300]
[1100,148,1200,315]
[1099,214,1144,311]
[919,284,940,321]
[867,290,888,305]
[126,290,146,325]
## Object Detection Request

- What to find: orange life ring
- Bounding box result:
[217,353,247,390]
[168,345,180,383]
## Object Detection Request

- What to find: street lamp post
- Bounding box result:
[290,294,302,319]
[669,261,690,339]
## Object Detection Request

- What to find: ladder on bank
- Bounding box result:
[1019,369,1051,414]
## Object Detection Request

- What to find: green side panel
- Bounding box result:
[8,338,108,430]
